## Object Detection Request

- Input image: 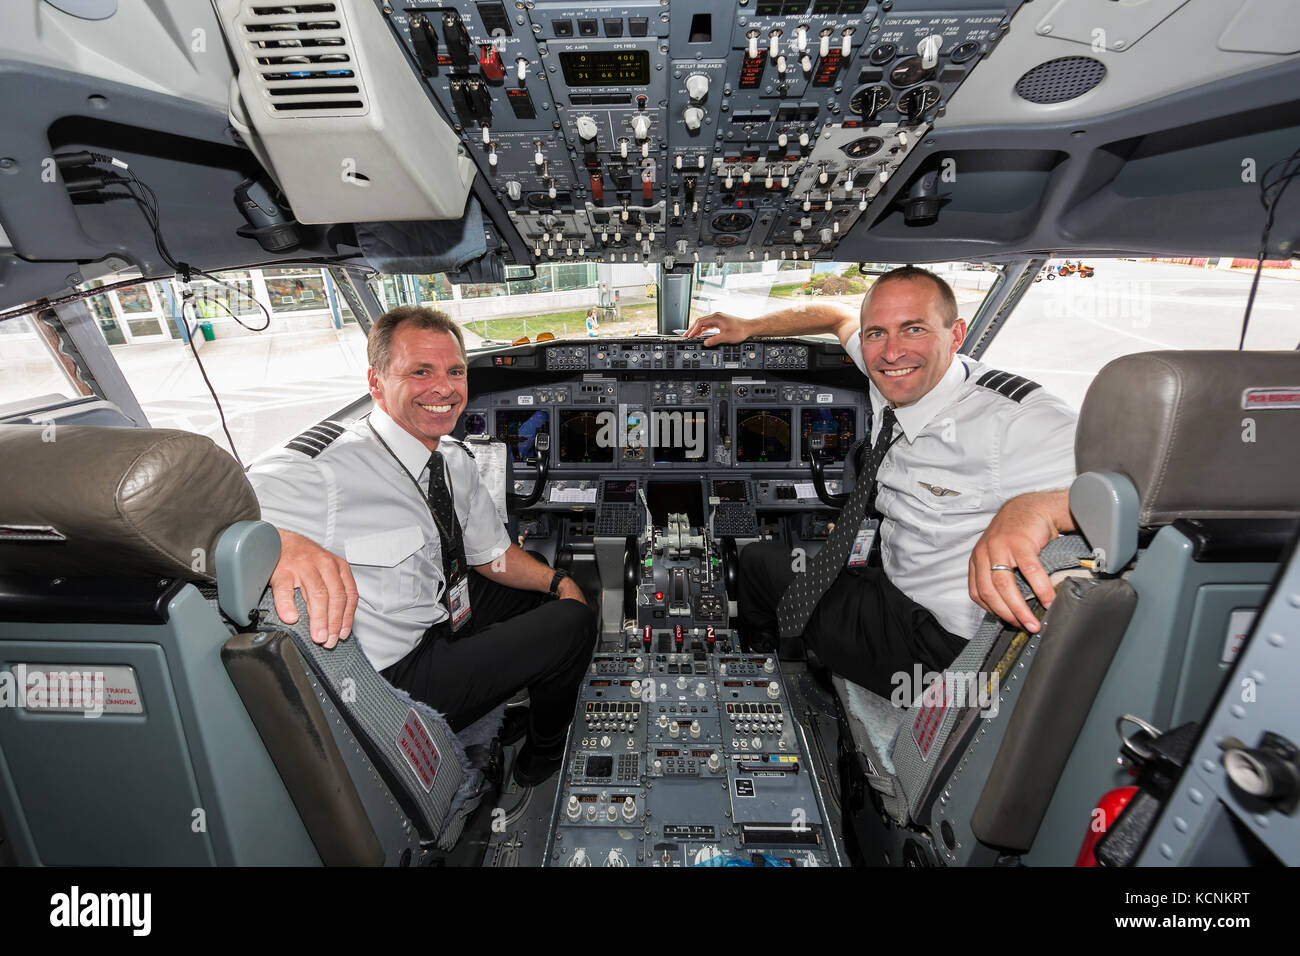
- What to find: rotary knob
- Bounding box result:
[683,106,704,132]
[576,115,598,142]
[690,719,701,738]
[767,681,781,699]
[764,657,775,673]
[566,795,582,820]
[669,720,681,738]
[685,73,709,103]
[634,656,645,672]
[707,752,721,773]
[606,804,618,822]
[695,682,707,698]
[622,796,637,821]
[631,115,650,141]
[676,675,688,691]
[630,680,642,697]
[600,734,611,747]
[506,181,522,201]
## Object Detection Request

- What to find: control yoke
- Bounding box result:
[508,431,551,507]
[806,432,848,507]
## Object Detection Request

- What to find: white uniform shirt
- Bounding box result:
[246,406,510,671]
[844,336,1078,639]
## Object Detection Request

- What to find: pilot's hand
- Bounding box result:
[270,528,358,648]
[556,576,589,606]
[968,491,1067,634]
[684,311,750,345]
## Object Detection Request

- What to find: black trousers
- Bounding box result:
[381,572,596,753]
[737,540,966,700]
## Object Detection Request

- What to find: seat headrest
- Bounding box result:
[0,425,258,582]
[1075,351,1300,524]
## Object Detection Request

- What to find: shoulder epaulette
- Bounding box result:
[975,369,1042,403]
[285,420,346,458]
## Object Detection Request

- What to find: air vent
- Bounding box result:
[1014,56,1106,105]
[240,2,367,115]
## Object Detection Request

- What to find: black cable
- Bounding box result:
[90,164,265,463]
[1240,144,1300,350]
[180,295,244,467]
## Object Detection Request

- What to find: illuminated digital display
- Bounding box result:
[496,409,549,463]
[559,50,650,86]
[800,407,857,462]
[736,408,791,463]
[558,410,614,463]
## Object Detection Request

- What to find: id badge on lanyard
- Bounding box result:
[446,568,472,632]
[847,518,879,568]
[437,495,473,634]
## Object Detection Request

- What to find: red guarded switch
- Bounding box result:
[478,44,505,81]
[590,171,604,202]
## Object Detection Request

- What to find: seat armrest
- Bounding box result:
[215,520,281,626]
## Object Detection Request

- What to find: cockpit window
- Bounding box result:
[689,261,1002,339]
[0,267,371,461]
[0,314,80,410]
[370,263,659,346]
[982,257,1300,409]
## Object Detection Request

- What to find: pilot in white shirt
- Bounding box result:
[843,337,1078,640]
[247,306,595,786]
[692,266,1077,700]
[248,405,510,672]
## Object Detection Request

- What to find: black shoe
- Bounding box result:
[511,740,565,788]
[499,706,529,747]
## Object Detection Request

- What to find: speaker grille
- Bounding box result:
[1014,56,1106,104]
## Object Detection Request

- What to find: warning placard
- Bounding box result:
[910,680,949,762]
[397,707,441,793]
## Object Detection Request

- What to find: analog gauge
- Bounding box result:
[848,84,891,119]
[710,211,753,233]
[889,55,934,88]
[949,40,980,64]
[868,43,896,65]
[896,84,941,120]
[841,135,884,158]
[714,233,742,247]
[464,413,487,435]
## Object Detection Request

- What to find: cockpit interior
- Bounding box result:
[0,0,1298,875]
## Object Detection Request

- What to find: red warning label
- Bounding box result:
[398,707,441,793]
[910,680,949,761]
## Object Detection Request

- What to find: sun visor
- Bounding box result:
[354,198,489,275]
[215,0,475,225]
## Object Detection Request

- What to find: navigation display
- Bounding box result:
[558,410,615,463]
[736,408,792,463]
[651,409,708,463]
[496,409,549,463]
[800,407,857,462]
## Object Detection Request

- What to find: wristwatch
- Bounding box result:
[548,568,570,597]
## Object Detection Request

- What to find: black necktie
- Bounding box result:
[426,451,469,622]
[776,406,899,639]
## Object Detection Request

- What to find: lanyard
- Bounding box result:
[365,416,458,541]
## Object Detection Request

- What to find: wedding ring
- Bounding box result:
[990,564,1014,572]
